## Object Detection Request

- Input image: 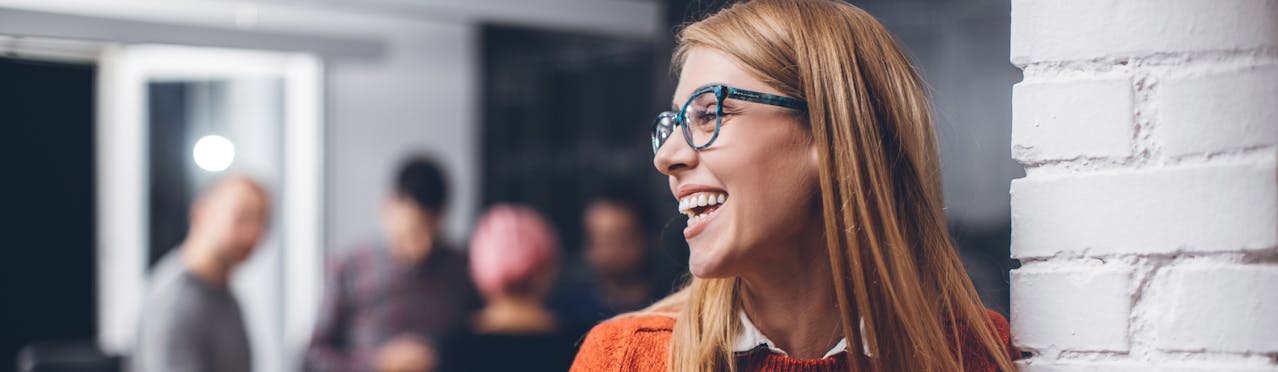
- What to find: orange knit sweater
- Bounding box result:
[570,309,1015,372]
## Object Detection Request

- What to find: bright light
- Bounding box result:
[193,135,235,172]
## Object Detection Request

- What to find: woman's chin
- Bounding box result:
[687,248,733,279]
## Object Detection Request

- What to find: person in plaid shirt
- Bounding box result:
[304,157,480,372]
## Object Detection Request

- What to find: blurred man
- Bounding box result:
[132,176,271,372]
[553,186,678,329]
[305,157,479,372]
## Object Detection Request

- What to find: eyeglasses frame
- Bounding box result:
[651,84,807,154]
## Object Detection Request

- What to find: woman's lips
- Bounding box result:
[675,189,728,240]
[684,202,725,240]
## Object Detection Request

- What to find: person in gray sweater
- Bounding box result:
[132,176,271,372]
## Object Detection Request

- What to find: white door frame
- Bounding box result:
[95,45,324,371]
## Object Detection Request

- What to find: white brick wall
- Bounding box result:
[1011,264,1134,351]
[1160,65,1278,157]
[1011,159,1278,258]
[1009,0,1278,370]
[1012,77,1135,162]
[1014,362,1278,372]
[1011,0,1278,64]
[1153,264,1278,353]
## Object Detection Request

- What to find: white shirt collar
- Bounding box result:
[733,311,870,359]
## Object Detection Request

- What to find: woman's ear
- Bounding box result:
[808,136,821,170]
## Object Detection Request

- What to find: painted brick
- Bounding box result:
[1158,366,1278,372]
[1160,65,1278,157]
[1011,0,1278,369]
[1019,362,1278,372]
[1017,361,1149,372]
[1012,0,1278,64]
[1011,265,1134,351]
[1013,77,1135,163]
[1011,158,1278,258]
[1154,264,1278,353]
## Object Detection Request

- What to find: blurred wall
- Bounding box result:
[855,0,1024,229]
[0,1,659,371]
[0,0,660,254]
[326,21,479,255]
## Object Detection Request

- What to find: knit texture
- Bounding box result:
[570,309,1015,372]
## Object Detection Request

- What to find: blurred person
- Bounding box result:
[132,176,270,372]
[305,157,479,372]
[573,1,1017,371]
[437,205,579,372]
[553,187,675,329]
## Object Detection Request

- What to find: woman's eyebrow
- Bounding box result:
[695,82,726,91]
[670,82,732,111]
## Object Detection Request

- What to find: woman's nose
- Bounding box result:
[653,130,697,175]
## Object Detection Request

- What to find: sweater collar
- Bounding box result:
[732,311,872,359]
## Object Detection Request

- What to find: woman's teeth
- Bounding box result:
[678,192,728,226]
[678,192,727,213]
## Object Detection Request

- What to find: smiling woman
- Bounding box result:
[570,1,1018,372]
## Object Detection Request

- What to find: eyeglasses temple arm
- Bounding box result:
[726,88,807,111]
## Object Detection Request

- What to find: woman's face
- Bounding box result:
[655,47,821,278]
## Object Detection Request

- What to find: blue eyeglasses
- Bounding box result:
[651,84,807,154]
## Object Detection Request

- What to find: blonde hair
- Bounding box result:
[641,1,1017,371]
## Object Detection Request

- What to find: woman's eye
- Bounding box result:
[690,110,717,130]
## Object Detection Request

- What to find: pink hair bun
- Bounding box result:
[469,204,560,297]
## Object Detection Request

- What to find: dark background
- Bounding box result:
[146,82,194,268]
[0,57,98,372]
[480,25,659,263]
